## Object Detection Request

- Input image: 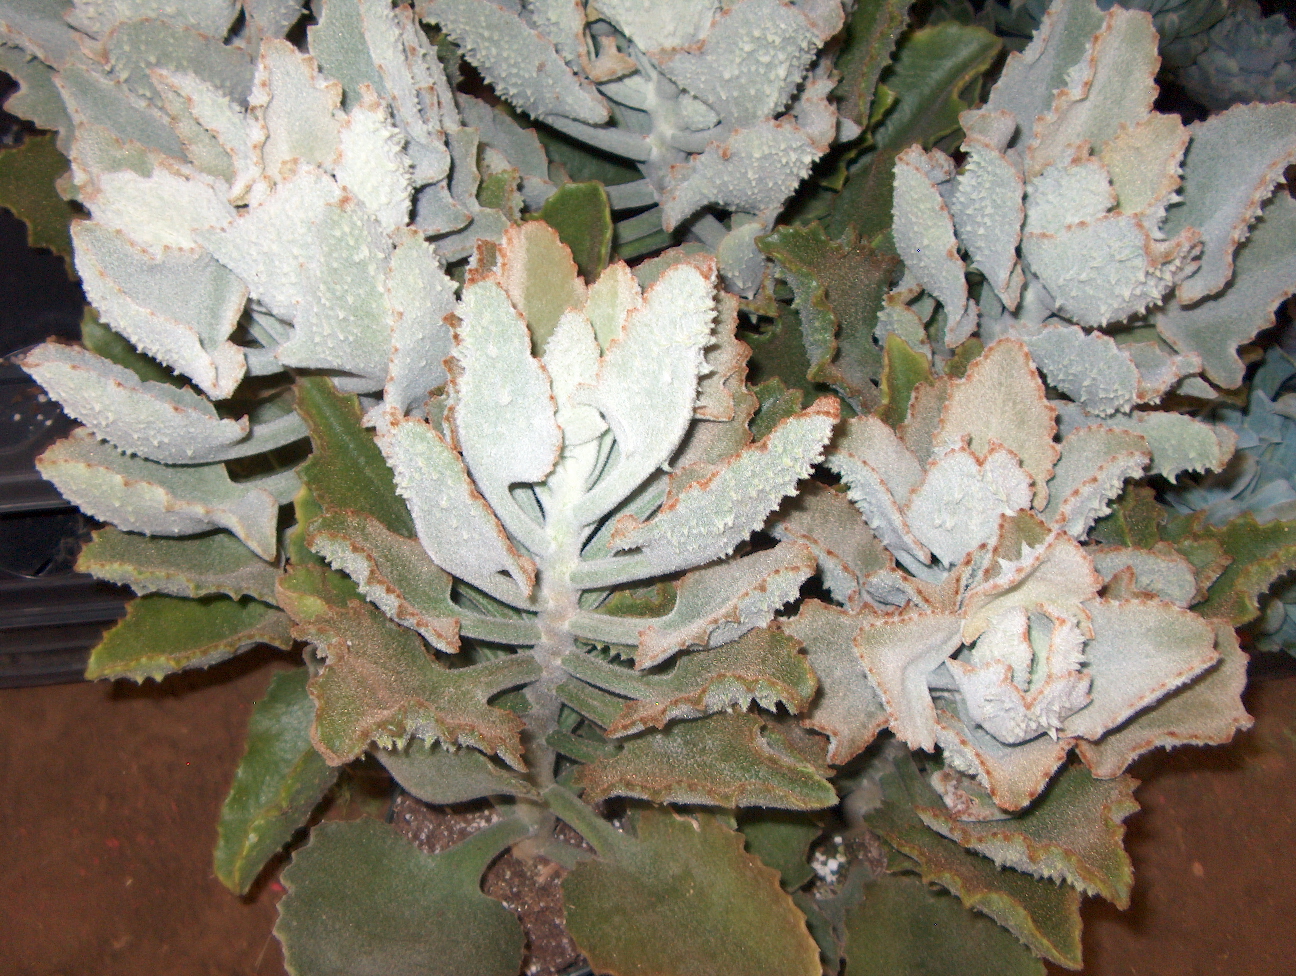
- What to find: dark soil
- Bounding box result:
[3,653,1294,976]
[391,795,586,976]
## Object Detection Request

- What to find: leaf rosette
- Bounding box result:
[789,337,1249,811]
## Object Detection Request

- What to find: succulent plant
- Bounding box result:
[1178,0,1296,109]
[1,1,1290,974]
[989,0,1229,66]
[415,0,853,292]
[1165,344,1296,653]
[877,0,1296,481]
[788,338,1250,814]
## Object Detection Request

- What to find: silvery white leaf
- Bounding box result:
[826,416,930,566]
[84,162,235,254]
[935,338,1058,510]
[982,0,1109,156]
[771,481,893,613]
[450,281,562,537]
[1021,323,1138,416]
[244,0,306,38]
[376,411,537,603]
[199,167,392,387]
[151,68,250,186]
[382,236,457,418]
[607,398,838,579]
[950,141,1023,311]
[1024,4,1159,180]
[36,428,278,559]
[55,61,187,157]
[905,446,1033,567]
[1057,402,1235,481]
[1023,212,1199,329]
[595,0,719,51]
[1022,158,1114,237]
[1044,424,1150,538]
[934,701,1071,811]
[249,38,343,182]
[541,309,606,448]
[422,0,609,124]
[1090,546,1197,607]
[1156,192,1296,389]
[67,0,240,38]
[1167,102,1296,306]
[660,119,822,231]
[654,0,825,127]
[570,541,816,669]
[334,90,414,233]
[1061,598,1218,741]
[856,610,964,751]
[0,0,78,67]
[573,260,715,525]
[892,145,968,335]
[359,0,455,184]
[308,0,383,108]
[21,342,249,463]
[73,220,247,400]
[103,18,254,106]
[1097,111,1188,225]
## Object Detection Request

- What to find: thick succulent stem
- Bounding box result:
[523,436,604,791]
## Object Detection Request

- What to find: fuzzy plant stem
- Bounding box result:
[523,434,608,793]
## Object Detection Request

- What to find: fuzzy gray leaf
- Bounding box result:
[22,341,248,463]
[37,428,279,559]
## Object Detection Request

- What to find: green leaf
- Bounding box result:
[843,873,1046,976]
[597,580,678,620]
[574,712,838,810]
[276,817,528,976]
[865,753,1083,969]
[751,378,806,441]
[741,811,824,891]
[1170,513,1296,627]
[295,375,416,537]
[78,527,280,604]
[534,181,613,284]
[276,562,361,624]
[917,765,1139,908]
[1089,483,1168,550]
[215,668,340,896]
[300,600,539,767]
[876,332,932,427]
[833,0,918,128]
[830,22,1001,241]
[747,306,823,404]
[758,223,898,409]
[80,309,184,388]
[555,796,821,976]
[87,594,293,682]
[375,740,538,804]
[0,132,75,270]
[561,627,818,736]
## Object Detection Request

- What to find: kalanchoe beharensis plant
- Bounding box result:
[798,337,1251,811]
[882,0,1296,482]
[1,1,1292,975]
[416,0,853,292]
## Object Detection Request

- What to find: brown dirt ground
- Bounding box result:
[2,653,1294,976]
